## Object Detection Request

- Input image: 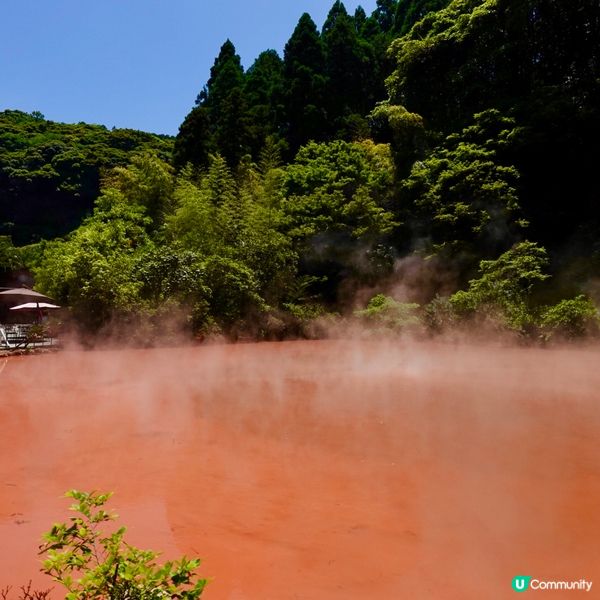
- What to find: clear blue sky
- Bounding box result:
[1,0,378,135]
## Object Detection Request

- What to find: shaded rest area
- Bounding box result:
[0,287,61,349]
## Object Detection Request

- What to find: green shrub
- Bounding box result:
[540,295,600,340]
[0,236,23,273]
[282,302,328,321]
[423,295,457,333]
[355,294,421,331]
[39,490,207,600]
[449,241,550,333]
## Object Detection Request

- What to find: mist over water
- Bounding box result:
[1,340,599,599]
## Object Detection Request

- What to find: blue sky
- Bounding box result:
[1,1,378,135]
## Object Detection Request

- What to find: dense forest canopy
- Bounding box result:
[387,0,600,253]
[2,0,600,342]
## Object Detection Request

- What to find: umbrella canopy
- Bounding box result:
[9,302,61,310]
[0,288,54,305]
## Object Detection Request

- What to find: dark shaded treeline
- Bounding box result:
[386,0,600,261]
[175,0,451,167]
[174,3,394,167]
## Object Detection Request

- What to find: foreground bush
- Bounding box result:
[39,490,207,600]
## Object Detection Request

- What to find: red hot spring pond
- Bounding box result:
[1,340,599,599]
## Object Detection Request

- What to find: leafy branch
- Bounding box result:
[39,490,207,600]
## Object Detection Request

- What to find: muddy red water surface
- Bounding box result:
[1,340,599,599]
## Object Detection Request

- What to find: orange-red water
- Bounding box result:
[1,340,599,599]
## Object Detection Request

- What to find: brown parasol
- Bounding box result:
[0,287,54,306]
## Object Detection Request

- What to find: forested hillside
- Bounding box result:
[0,110,172,244]
[2,0,599,342]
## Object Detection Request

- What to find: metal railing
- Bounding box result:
[0,324,57,349]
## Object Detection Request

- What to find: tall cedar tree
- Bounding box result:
[244,50,286,156]
[353,6,367,31]
[322,2,371,132]
[198,39,244,107]
[374,0,398,31]
[197,40,251,167]
[173,2,409,169]
[283,13,328,155]
[355,14,393,109]
[173,107,213,169]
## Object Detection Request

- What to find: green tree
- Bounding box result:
[450,241,550,331]
[283,14,328,154]
[198,39,244,108]
[353,10,394,113]
[400,110,526,262]
[173,106,214,170]
[202,255,265,328]
[369,102,426,176]
[282,140,397,300]
[215,89,252,168]
[355,293,421,331]
[196,40,251,166]
[0,235,22,274]
[34,183,152,332]
[387,0,518,130]
[133,245,213,335]
[373,0,398,31]
[166,155,238,261]
[322,2,372,131]
[168,154,296,303]
[388,0,600,131]
[393,0,451,35]
[353,5,367,31]
[540,296,600,340]
[0,110,171,244]
[235,161,297,302]
[166,171,223,256]
[244,50,285,156]
[108,153,175,230]
[386,0,600,250]
[283,140,396,241]
[135,246,209,306]
[40,490,207,600]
